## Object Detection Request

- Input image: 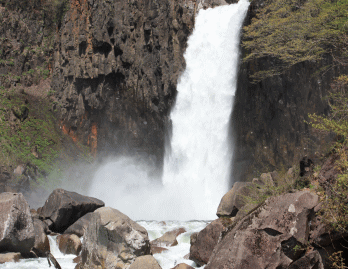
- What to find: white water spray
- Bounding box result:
[87,1,250,220]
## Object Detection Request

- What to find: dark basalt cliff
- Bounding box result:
[230,0,347,182]
[231,55,342,182]
[52,0,229,167]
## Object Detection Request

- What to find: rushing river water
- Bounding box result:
[0,221,208,269]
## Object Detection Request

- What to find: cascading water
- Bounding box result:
[0,2,250,269]
[86,0,250,221]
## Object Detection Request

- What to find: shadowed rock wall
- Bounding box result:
[230,2,347,182]
[52,0,230,168]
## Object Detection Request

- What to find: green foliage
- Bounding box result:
[243,0,348,81]
[243,167,300,207]
[309,75,348,233]
[0,89,62,180]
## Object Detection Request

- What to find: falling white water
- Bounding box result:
[86,0,250,221]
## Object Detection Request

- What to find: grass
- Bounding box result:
[0,86,62,183]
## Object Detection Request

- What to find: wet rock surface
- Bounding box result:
[0,252,23,264]
[151,227,186,248]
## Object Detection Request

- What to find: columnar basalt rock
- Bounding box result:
[52,0,231,166]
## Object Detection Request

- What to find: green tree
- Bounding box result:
[243,0,348,81]
[309,75,348,233]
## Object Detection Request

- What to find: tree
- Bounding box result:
[242,0,348,81]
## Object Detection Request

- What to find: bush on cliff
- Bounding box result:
[243,0,348,81]
[309,75,348,233]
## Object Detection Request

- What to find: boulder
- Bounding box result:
[216,182,251,217]
[32,219,50,257]
[39,189,104,233]
[57,234,82,255]
[0,193,35,256]
[129,255,162,269]
[0,252,23,264]
[151,227,186,248]
[288,250,324,269]
[172,264,194,269]
[77,207,151,269]
[206,191,319,269]
[64,212,94,237]
[189,219,226,266]
[151,246,168,254]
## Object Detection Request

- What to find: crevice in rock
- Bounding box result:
[107,26,114,37]
[93,42,112,58]
[263,228,283,236]
[79,41,87,57]
[114,45,123,57]
[144,28,151,44]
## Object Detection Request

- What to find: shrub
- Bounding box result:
[308,75,348,233]
[242,0,348,81]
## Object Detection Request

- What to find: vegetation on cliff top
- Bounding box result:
[243,0,348,81]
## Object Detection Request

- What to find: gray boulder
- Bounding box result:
[0,193,35,256]
[216,182,251,217]
[288,250,324,269]
[64,212,94,237]
[151,227,186,248]
[38,189,104,233]
[57,234,82,255]
[32,219,50,257]
[0,252,23,264]
[77,207,151,269]
[189,219,226,266]
[129,255,162,269]
[206,191,319,269]
[172,264,194,269]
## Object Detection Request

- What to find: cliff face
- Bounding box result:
[230,0,347,182]
[52,0,229,167]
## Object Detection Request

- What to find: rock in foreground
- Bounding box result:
[0,193,35,256]
[77,207,151,269]
[151,227,186,248]
[129,255,162,269]
[38,189,104,233]
[189,219,226,266]
[216,182,251,217]
[206,191,320,269]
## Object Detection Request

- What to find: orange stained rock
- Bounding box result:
[89,122,98,157]
[61,123,78,143]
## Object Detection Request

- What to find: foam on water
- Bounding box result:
[87,0,250,221]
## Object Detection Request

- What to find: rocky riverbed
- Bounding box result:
[1,162,347,269]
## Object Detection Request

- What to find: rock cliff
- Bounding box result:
[52,0,229,168]
[230,1,347,182]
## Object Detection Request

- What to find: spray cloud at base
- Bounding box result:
[87,1,250,221]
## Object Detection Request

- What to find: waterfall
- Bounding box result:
[161,0,250,219]
[87,0,250,220]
